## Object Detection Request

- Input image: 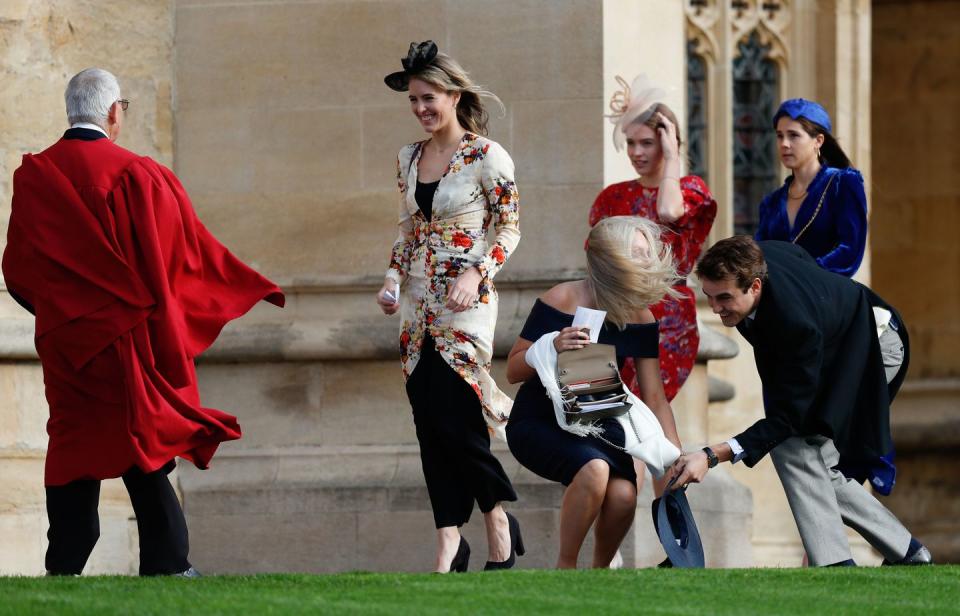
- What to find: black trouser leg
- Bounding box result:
[442,367,517,514]
[122,462,190,576]
[407,336,516,528]
[45,479,101,575]
[408,340,474,528]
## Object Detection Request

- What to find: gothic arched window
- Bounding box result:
[732,31,780,236]
[687,39,709,184]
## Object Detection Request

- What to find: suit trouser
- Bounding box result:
[770,324,910,566]
[405,335,517,529]
[45,461,191,575]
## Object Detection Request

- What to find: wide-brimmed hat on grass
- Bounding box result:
[651,485,705,568]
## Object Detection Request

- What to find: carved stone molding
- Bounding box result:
[730,0,792,66]
[684,0,720,62]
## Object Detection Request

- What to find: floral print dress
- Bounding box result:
[385,133,520,432]
[589,176,716,401]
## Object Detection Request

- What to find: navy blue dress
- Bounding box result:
[506,299,659,486]
[754,166,867,277]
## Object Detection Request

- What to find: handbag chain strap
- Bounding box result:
[591,410,644,453]
[791,173,835,245]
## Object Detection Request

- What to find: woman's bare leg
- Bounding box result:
[434,526,461,573]
[592,477,638,567]
[633,458,647,494]
[557,460,609,569]
[482,504,510,562]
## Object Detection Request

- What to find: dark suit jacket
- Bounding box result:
[734,241,909,471]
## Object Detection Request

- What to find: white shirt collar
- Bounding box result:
[70,122,108,137]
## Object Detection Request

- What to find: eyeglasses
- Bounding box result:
[117,99,130,111]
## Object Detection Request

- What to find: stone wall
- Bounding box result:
[871,0,960,380]
[870,0,960,563]
[0,0,174,574]
[174,0,603,286]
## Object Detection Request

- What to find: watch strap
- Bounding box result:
[702,446,719,468]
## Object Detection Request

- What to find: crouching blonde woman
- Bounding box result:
[505,216,682,568]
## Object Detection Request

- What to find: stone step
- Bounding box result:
[179,448,752,573]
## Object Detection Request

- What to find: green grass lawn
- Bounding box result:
[1,567,957,615]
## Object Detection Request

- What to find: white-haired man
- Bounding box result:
[3,68,285,576]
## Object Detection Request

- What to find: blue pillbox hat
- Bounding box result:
[773,98,832,134]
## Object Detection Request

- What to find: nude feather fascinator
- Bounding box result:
[607,73,672,152]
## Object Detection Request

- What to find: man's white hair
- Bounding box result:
[64,68,121,127]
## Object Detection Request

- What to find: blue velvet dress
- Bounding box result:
[505,300,659,486]
[754,166,867,277]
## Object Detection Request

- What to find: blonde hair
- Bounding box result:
[412,53,505,136]
[586,216,679,329]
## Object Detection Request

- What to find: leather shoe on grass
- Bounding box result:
[882,538,933,566]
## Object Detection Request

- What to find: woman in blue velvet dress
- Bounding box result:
[755,99,867,276]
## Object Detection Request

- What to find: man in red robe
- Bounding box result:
[2,68,285,576]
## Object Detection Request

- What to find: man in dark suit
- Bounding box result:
[670,236,931,566]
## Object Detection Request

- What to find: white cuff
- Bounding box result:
[726,437,746,464]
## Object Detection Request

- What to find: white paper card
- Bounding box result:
[572,306,606,343]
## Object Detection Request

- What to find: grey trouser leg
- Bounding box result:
[879,322,905,383]
[771,436,852,565]
[771,436,912,565]
[819,438,912,562]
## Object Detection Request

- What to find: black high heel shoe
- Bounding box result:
[484,512,525,571]
[448,536,470,573]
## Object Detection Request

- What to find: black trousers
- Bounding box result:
[406,336,517,528]
[45,461,190,576]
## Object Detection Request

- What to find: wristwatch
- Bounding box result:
[702,446,719,468]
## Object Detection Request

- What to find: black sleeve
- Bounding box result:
[735,322,823,466]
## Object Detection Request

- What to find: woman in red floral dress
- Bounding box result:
[590,75,717,404]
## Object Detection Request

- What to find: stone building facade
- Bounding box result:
[0,0,956,574]
[870,0,960,563]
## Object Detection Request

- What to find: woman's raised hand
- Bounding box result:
[656,111,679,162]
[376,280,400,315]
[553,326,591,353]
[446,267,482,312]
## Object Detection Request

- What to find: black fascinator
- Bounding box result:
[384,40,439,91]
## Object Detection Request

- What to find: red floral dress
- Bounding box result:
[589,176,717,401]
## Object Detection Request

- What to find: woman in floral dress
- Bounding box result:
[590,75,717,404]
[376,41,522,573]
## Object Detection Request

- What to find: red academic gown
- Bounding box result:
[2,132,285,486]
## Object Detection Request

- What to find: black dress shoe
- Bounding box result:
[484,512,525,571]
[657,557,673,568]
[882,538,933,566]
[449,537,470,573]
